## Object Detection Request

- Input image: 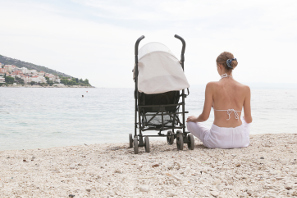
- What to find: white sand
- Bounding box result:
[0,134,297,198]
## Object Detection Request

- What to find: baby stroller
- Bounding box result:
[129,35,194,154]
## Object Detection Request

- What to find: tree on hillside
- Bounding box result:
[59,77,91,86]
[5,76,14,84]
[15,76,24,85]
[45,76,54,86]
[83,79,90,85]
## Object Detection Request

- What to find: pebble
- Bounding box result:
[246,190,252,196]
[167,192,177,197]
[210,191,219,197]
[139,186,150,192]
[69,164,76,169]
[276,177,284,180]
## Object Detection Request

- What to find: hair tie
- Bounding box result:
[226,58,237,69]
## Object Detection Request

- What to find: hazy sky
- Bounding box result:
[0,0,296,88]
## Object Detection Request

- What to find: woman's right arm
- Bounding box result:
[243,86,252,123]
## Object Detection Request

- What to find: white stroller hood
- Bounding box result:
[138,42,190,94]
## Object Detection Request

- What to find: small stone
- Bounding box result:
[139,186,149,192]
[246,190,252,196]
[260,157,264,159]
[69,195,75,198]
[167,192,177,197]
[210,191,219,197]
[264,185,273,189]
[235,164,241,167]
[172,175,181,181]
[69,164,76,169]
[152,164,159,168]
[52,168,61,173]
[137,164,143,169]
[276,177,284,180]
[285,186,292,190]
[86,189,91,192]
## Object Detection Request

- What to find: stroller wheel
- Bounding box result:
[134,137,139,154]
[144,136,150,153]
[187,134,195,150]
[176,133,183,151]
[129,134,133,148]
[167,131,174,145]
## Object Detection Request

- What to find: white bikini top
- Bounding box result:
[213,108,241,120]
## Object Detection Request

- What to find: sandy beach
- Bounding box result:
[0,133,296,198]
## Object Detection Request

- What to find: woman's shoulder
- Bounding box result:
[205,81,219,90]
[235,81,251,91]
[206,81,220,86]
[233,81,251,96]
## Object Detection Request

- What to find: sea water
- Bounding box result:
[0,86,297,151]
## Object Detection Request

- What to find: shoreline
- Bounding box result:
[1,133,296,197]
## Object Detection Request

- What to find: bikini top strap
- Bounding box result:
[214,109,241,120]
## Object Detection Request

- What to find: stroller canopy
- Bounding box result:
[138,42,190,94]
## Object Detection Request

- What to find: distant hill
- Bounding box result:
[0,54,72,78]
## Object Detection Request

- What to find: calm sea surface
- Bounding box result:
[1,86,297,151]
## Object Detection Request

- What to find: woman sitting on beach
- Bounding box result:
[187,51,252,149]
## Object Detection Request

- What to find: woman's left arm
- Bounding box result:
[243,86,252,123]
[187,82,214,122]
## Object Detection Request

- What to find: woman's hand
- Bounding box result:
[186,115,198,122]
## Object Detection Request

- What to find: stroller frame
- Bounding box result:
[129,35,194,154]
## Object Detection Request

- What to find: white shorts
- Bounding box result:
[187,118,250,149]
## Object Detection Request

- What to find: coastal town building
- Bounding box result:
[0,68,5,75]
[0,64,61,85]
[4,65,17,73]
[0,76,4,84]
[0,66,5,84]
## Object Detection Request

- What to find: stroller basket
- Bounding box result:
[129,35,195,154]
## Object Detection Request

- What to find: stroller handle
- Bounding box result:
[134,35,145,81]
[135,35,145,56]
[174,34,186,69]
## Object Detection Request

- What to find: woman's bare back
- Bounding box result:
[212,78,250,127]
